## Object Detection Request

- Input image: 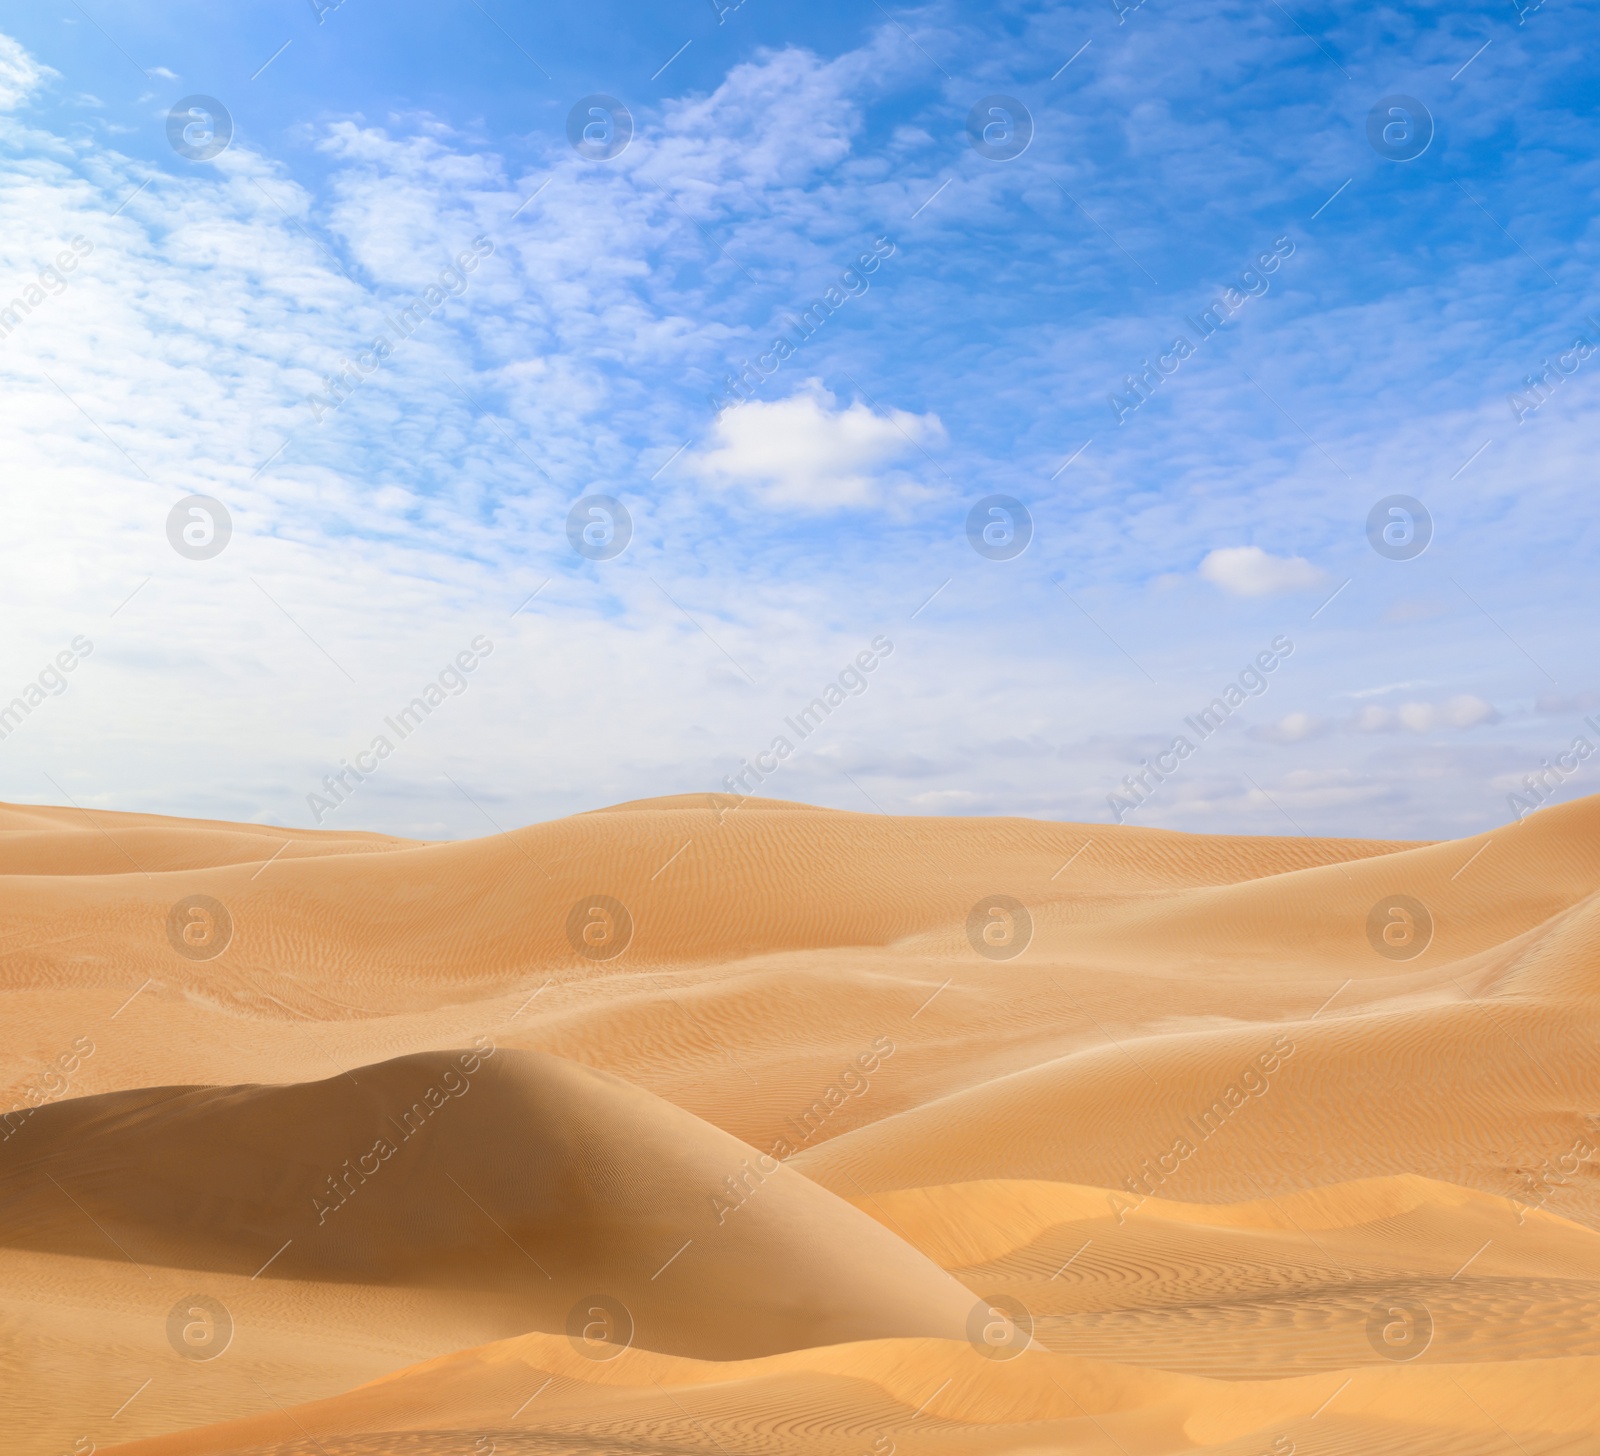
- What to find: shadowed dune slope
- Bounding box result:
[0,1046,975,1360]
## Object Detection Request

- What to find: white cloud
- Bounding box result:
[0,33,53,110]
[1439,695,1500,729]
[1352,696,1498,734]
[1397,701,1436,733]
[1198,546,1328,597]
[687,380,944,510]
[1343,680,1429,700]
[1251,710,1327,744]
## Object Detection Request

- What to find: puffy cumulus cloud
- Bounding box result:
[291,37,926,517]
[1351,704,1398,733]
[0,33,53,111]
[687,380,944,509]
[1198,546,1328,597]
[1352,696,1499,733]
[1433,695,1500,729]
[1250,711,1327,744]
[1397,702,1438,733]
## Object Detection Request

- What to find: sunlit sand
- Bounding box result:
[3,792,1595,1454]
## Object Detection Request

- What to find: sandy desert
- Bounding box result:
[2,790,1598,1455]
[2,0,1591,1450]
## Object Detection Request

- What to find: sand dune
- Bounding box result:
[856,1176,1600,1375]
[0,1047,974,1358]
[1,792,1596,1453]
[0,801,411,876]
[95,1333,1600,1456]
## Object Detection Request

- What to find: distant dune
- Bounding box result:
[1,794,1596,1454]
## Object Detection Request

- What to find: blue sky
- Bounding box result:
[0,0,1596,839]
